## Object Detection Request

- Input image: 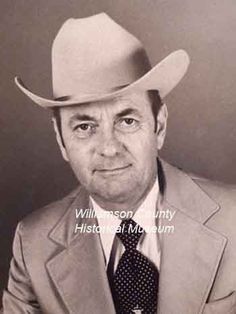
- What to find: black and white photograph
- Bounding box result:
[1,1,236,313]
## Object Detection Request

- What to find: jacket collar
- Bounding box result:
[161,159,220,223]
[48,185,90,247]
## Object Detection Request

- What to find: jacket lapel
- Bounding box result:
[46,187,116,314]
[158,161,227,314]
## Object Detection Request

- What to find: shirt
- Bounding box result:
[90,179,161,273]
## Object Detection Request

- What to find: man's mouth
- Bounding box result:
[94,164,132,175]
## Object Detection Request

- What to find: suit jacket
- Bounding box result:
[2,160,236,314]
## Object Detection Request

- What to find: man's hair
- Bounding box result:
[52,107,65,146]
[52,90,163,147]
[147,90,163,132]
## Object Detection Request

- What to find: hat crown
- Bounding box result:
[52,13,151,99]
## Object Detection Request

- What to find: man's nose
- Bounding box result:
[97,129,122,157]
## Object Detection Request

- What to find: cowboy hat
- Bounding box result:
[15,13,190,108]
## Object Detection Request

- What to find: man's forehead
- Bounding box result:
[60,91,152,117]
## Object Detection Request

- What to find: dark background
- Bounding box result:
[1,0,236,305]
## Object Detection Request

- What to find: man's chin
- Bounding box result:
[87,174,141,206]
[91,185,135,206]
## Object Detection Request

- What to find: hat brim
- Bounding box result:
[15,49,190,108]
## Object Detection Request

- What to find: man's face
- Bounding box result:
[55,91,167,210]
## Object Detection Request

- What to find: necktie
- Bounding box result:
[110,219,159,314]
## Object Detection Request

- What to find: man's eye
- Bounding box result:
[117,117,139,131]
[77,123,90,131]
[73,123,96,138]
[120,118,136,126]
[123,118,135,125]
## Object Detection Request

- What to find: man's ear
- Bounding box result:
[156,103,168,150]
[52,117,69,162]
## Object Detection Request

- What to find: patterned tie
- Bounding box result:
[110,219,159,314]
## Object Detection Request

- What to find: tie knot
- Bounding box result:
[116,219,144,250]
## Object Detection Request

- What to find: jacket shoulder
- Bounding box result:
[191,175,236,207]
[190,175,236,237]
[19,186,81,236]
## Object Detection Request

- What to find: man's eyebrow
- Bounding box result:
[116,108,140,118]
[69,113,97,125]
[68,108,140,126]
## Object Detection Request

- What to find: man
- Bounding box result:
[3,13,236,314]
